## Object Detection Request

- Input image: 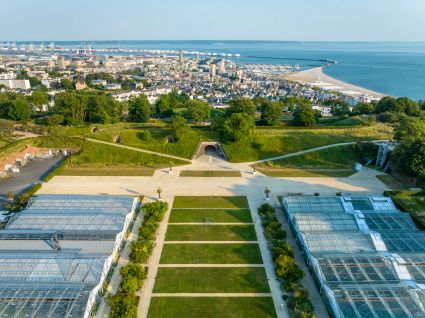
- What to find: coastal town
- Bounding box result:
[0,43,381,118]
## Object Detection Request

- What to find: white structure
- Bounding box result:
[0,79,31,90]
[210,64,217,78]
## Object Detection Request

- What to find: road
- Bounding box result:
[0,157,63,206]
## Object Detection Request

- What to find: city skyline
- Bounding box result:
[1,0,425,42]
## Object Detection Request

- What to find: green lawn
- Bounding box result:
[160,243,262,264]
[223,125,392,162]
[387,191,425,229]
[173,196,249,209]
[254,144,376,177]
[169,209,252,223]
[153,267,270,293]
[165,225,257,241]
[148,297,276,318]
[179,170,241,177]
[60,166,156,176]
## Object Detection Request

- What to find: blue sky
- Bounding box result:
[1,0,425,41]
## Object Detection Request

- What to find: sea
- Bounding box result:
[7,41,425,100]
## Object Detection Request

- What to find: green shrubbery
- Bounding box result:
[108,201,168,317]
[258,203,316,318]
[119,264,147,293]
[107,293,139,318]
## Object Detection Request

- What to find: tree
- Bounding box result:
[275,254,304,283]
[223,112,255,142]
[169,115,189,140]
[293,104,316,128]
[107,294,139,318]
[394,116,425,144]
[354,102,376,115]
[325,99,351,116]
[60,78,74,90]
[155,94,173,117]
[128,95,151,123]
[0,119,13,140]
[31,91,49,111]
[119,264,147,292]
[228,98,256,117]
[376,96,402,114]
[187,100,210,124]
[393,138,425,183]
[397,97,420,116]
[129,240,153,263]
[260,101,282,126]
[7,95,32,121]
[54,92,86,124]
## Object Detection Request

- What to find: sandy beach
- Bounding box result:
[285,66,385,99]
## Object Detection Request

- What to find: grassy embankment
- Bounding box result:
[32,136,188,178]
[254,144,378,177]
[386,191,425,229]
[64,123,392,163]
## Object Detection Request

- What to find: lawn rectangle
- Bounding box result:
[173,196,249,209]
[60,166,155,176]
[147,297,277,318]
[169,209,252,223]
[179,170,241,177]
[165,225,257,241]
[160,243,262,264]
[153,267,270,293]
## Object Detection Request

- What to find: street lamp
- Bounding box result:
[157,187,162,201]
[264,186,271,201]
[169,161,174,174]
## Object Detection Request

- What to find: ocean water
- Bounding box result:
[11,41,425,100]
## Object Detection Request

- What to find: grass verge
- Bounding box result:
[165,224,257,241]
[169,209,252,223]
[153,267,270,293]
[386,190,425,229]
[59,166,156,176]
[148,297,276,318]
[159,243,262,264]
[173,196,249,209]
[179,170,241,177]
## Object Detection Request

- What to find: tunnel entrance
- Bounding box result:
[194,142,227,160]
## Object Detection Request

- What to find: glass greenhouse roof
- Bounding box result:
[293,213,359,232]
[331,285,425,318]
[0,194,137,318]
[285,196,345,214]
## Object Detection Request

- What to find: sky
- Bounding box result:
[1,0,425,41]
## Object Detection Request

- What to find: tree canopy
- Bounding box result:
[128,95,151,123]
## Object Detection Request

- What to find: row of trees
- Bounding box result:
[108,201,168,318]
[258,204,315,318]
[0,92,49,121]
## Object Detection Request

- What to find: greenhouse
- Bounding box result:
[0,194,139,318]
[282,195,425,318]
